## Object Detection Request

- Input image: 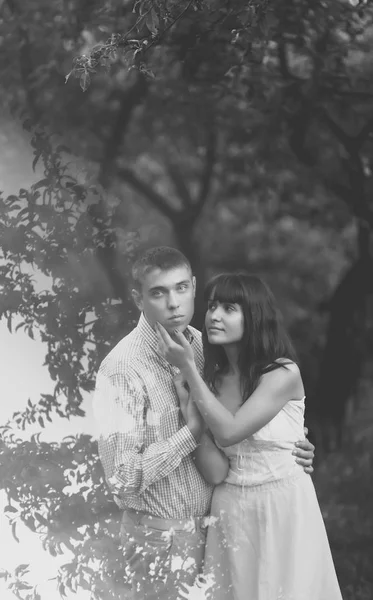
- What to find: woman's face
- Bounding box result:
[205,299,245,345]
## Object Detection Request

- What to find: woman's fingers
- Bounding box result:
[294,447,314,460]
[172,328,189,348]
[155,321,172,344]
[296,439,315,453]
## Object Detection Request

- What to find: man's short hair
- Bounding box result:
[131,246,192,290]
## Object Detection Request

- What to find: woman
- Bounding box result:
[155,272,342,600]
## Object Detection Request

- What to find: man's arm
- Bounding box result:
[293,428,315,474]
[93,362,198,499]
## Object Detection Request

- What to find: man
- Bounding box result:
[93,246,315,600]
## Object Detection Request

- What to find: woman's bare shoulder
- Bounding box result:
[262,359,303,394]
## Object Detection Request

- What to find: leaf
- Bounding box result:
[14,582,33,590]
[12,521,19,542]
[32,152,42,172]
[5,195,19,205]
[58,582,66,597]
[16,207,30,220]
[38,416,45,428]
[15,564,30,577]
[79,578,91,590]
[32,179,50,191]
[80,72,91,92]
[145,8,160,35]
[4,505,18,513]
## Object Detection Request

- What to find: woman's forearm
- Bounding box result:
[192,432,229,485]
[182,361,236,445]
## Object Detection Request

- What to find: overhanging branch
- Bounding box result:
[117,166,177,221]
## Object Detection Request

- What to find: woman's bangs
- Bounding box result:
[204,275,245,305]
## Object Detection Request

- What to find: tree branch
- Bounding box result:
[322,177,352,206]
[356,115,373,149]
[319,108,354,151]
[193,124,216,220]
[277,40,300,82]
[165,160,193,207]
[117,166,177,221]
[5,0,40,120]
[321,86,373,102]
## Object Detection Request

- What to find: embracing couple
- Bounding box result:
[93,246,342,600]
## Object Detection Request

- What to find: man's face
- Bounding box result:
[132,266,196,333]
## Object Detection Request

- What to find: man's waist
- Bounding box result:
[123,508,209,532]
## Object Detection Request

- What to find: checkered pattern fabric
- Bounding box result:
[93,313,213,519]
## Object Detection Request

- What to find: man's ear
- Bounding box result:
[131,289,143,312]
[192,276,196,298]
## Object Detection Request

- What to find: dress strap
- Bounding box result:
[291,395,306,402]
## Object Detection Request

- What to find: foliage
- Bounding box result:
[0,128,140,420]
[0,431,127,599]
[315,443,373,600]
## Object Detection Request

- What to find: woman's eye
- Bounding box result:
[226,304,236,312]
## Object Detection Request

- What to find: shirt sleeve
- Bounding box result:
[93,360,198,499]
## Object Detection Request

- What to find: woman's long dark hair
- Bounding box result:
[202,272,298,403]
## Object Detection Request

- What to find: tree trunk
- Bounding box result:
[308,254,373,454]
[174,226,207,331]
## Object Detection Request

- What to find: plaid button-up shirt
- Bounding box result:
[93,313,213,519]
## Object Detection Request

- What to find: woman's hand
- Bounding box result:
[155,322,195,370]
[173,374,205,441]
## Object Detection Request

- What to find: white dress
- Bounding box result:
[203,398,343,600]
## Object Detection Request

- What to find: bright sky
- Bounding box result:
[0,115,95,600]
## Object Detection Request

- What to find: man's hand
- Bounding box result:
[155,322,195,369]
[293,427,315,474]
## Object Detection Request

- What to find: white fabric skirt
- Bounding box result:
[202,472,343,600]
